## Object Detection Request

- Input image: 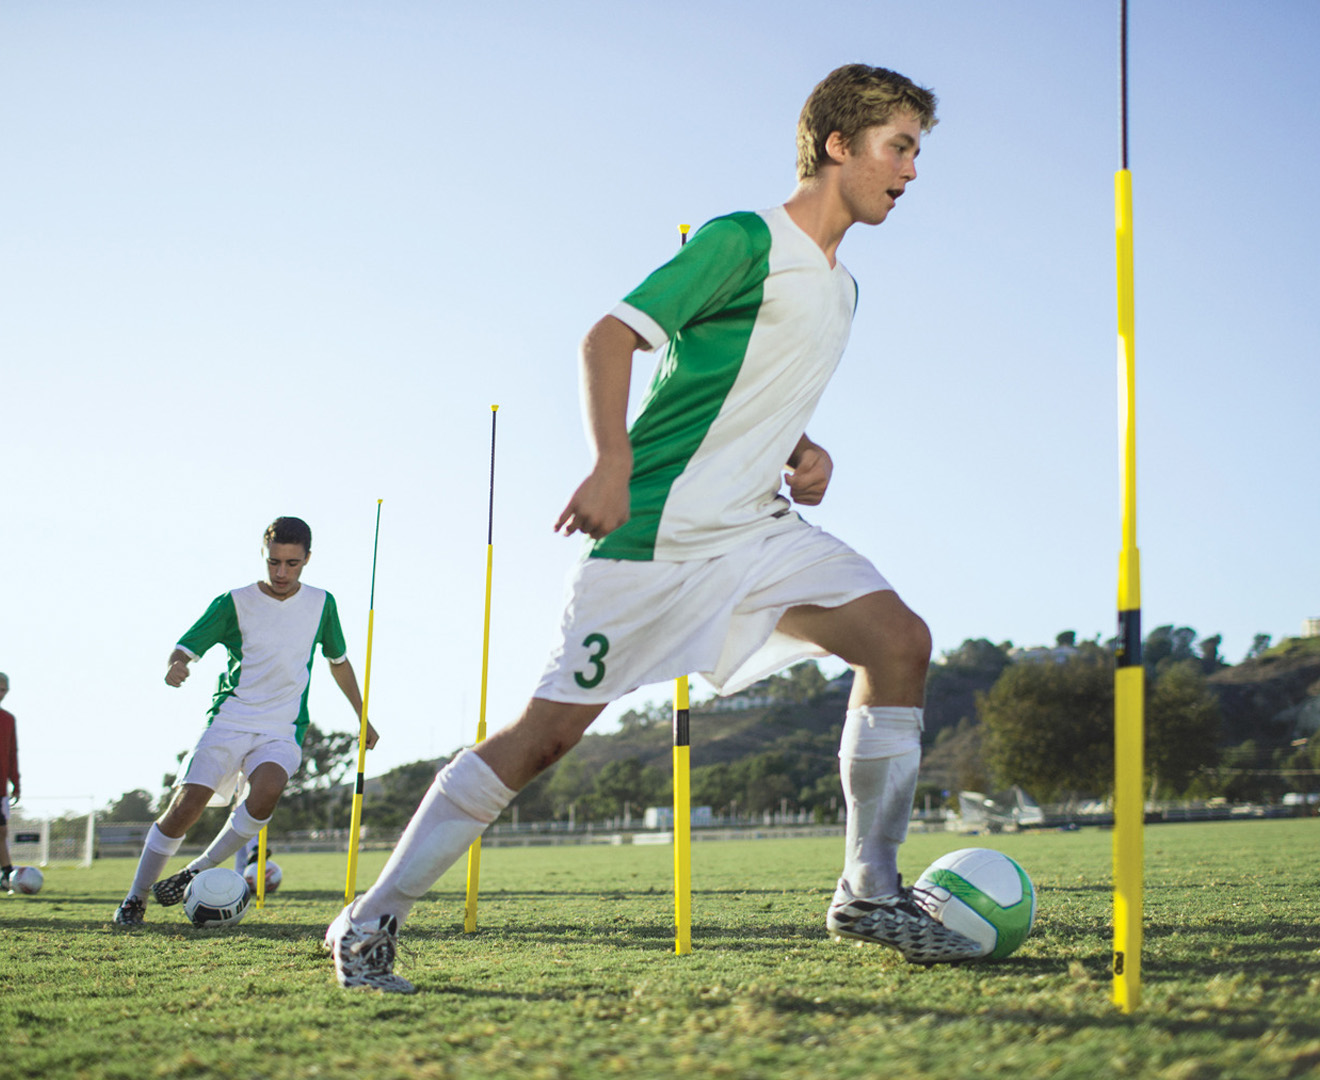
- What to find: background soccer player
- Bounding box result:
[0,672,20,892]
[113,517,378,926]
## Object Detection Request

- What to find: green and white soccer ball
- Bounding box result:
[914,848,1036,960]
[183,867,251,928]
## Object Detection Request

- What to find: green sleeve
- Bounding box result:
[619,213,771,340]
[319,592,348,662]
[176,593,239,660]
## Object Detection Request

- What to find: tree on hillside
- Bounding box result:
[981,638,1224,801]
[1147,660,1221,795]
[587,757,668,819]
[939,639,1013,676]
[764,661,829,704]
[280,723,357,830]
[979,645,1114,801]
[1197,634,1226,674]
[1145,625,1197,674]
[364,758,448,831]
[1245,633,1272,661]
[103,789,156,822]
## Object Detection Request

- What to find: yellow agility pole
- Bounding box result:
[1112,0,1145,1013]
[671,222,694,957]
[343,499,384,906]
[673,676,692,955]
[255,825,267,908]
[464,405,500,933]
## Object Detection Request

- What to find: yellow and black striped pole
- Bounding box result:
[672,222,694,956]
[673,676,692,955]
[464,405,500,933]
[255,824,267,908]
[343,499,384,906]
[1112,0,1144,1013]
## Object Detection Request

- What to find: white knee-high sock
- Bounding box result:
[353,749,516,929]
[188,802,269,872]
[128,824,185,900]
[839,705,923,898]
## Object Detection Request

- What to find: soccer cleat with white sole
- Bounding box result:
[827,877,983,965]
[151,866,198,906]
[328,906,416,994]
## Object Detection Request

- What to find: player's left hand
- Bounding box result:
[365,721,380,750]
[786,442,833,505]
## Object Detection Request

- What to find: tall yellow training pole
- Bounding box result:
[255,825,267,908]
[673,676,692,955]
[671,222,694,956]
[1112,0,1144,1013]
[465,405,500,932]
[343,499,384,905]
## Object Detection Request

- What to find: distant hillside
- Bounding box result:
[1207,636,1320,744]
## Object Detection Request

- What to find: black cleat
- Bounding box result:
[151,867,199,907]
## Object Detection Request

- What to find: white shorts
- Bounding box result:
[0,796,8,825]
[534,517,890,704]
[177,725,302,808]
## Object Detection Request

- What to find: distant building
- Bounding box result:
[696,692,775,714]
[1304,618,1320,638]
[1009,644,1078,665]
[644,806,714,829]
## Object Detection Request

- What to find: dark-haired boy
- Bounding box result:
[113,517,378,926]
[328,64,981,991]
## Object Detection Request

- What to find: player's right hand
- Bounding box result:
[555,465,631,539]
[165,660,190,688]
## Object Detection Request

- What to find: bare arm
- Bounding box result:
[329,659,379,750]
[553,314,646,539]
[785,433,833,506]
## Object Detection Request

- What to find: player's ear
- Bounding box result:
[824,130,850,165]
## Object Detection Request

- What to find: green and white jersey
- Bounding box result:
[596,205,858,562]
[175,583,348,745]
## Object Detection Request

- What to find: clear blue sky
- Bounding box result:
[3,2,1317,817]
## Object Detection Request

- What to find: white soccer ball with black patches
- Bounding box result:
[243,859,282,895]
[183,867,251,928]
[914,847,1036,960]
[10,866,43,895]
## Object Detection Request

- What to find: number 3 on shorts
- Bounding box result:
[574,632,610,689]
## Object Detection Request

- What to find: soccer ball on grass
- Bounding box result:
[183,867,251,928]
[10,866,43,895]
[913,847,1036,960]
[243,859,282,895]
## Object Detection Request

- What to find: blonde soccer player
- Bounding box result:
[328,64,981,991]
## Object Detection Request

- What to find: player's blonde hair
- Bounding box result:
[796,64,939,180]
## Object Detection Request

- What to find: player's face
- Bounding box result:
[834,111,923,226]
[0,678,7,703]
[264,542,309,598]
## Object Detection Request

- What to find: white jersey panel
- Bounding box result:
[650,207,856,560]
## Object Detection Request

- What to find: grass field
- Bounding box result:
[2,820,1318,1080]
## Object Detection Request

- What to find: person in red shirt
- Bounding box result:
[0,672,20,892]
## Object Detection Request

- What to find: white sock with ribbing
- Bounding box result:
[352,749,516,929]
[187,802,269,872]
[839,705,923,898]
[127,824,185,901]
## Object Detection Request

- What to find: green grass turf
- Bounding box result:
[1,820,1318,1080]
